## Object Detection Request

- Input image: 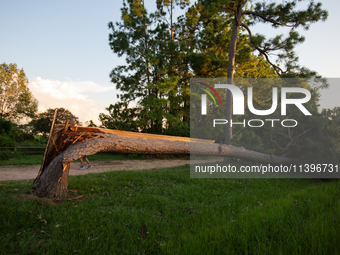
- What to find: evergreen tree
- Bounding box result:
[199,0,328,145]
[103,0,328,143]
[101,0,191,136]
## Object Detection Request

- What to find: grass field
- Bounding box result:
[0,152,151,166]
[1,165,339,254]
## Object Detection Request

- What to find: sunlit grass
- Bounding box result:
[0,152,149,166]
[1,166,339,254]
[0,153,43,166]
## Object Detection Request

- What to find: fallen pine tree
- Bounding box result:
[29,111,298,199]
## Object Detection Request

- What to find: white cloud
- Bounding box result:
[67,80,115,93]
[28,77,112,126]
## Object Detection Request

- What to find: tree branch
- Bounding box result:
[240,22,283,76]
[270,134,286,151]
[271,124,315,155]
[242,11,295,28]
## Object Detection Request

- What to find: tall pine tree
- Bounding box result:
[198,0,328,145]
[101,0,191,136]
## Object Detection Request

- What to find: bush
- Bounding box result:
[0,119,13,134]
[12,125,34,143]
[231,129,270,153]
[0,150,14,160]
[0,134,15,147]
[34,135,48,145]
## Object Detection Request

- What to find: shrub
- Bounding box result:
[0,149,14,160]
[0,134,15,147]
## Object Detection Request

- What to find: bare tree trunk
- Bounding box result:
[226,3,242,145]
[29,133,297,199]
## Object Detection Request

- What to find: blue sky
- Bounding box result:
[1,0,339,125]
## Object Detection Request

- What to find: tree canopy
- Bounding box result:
[101,0,193,136]
[205,0,328,144]
[30,108,81,135]
[100,0,336,162]
[101,0,281,136]
[0,63,38,121]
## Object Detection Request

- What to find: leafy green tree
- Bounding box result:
[0,119,15,146]
[0,63,38,121]
[85,120,98,127]
[30,108,81,135]
[100,102,141,131]
[199,0,328,145]
[267,105,340,163]
[322,107,340,149]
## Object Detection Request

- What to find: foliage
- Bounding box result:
[0,135,15,147]
[0,118,13,134]
[101,0,337,164]
[0,118,36,146]
[239,93,339,163]
[102,0,278,136]
[0,63,38,121]
[85,120,98,127]
[200,0,328,144]
[0,150,14,160]
[0,119,15,147]
[206,0,328,78]
[32,135,49,145]
[101,0,192,135]
[12,124,35,143]
[191,77,338,163]
[305,107,340,162]
[18,136,48,147]
[29,108,81,135]
[100,102,141,132]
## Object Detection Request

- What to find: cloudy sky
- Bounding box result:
[1,0,339,125]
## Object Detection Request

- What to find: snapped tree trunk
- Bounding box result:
[29,124,298,199]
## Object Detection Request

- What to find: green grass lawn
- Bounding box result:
[1,165,339,254]
[0,152,150,166]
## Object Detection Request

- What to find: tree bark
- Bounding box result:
[30,154,70,199]
[226,3,242,145]
[29,133,297,199]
